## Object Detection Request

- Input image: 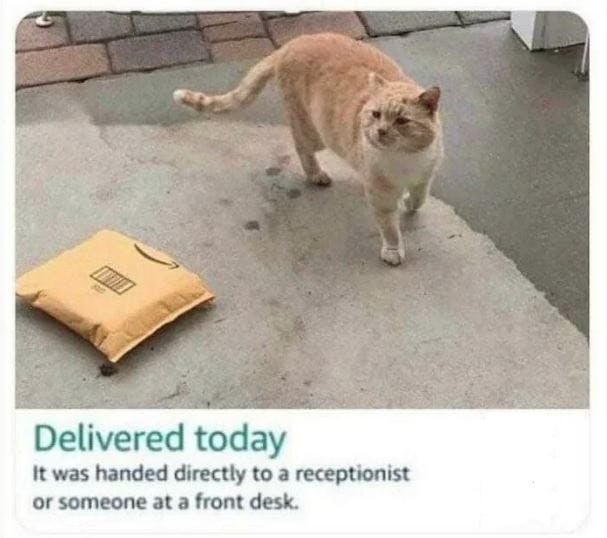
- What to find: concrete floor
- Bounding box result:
[15,22,588,408]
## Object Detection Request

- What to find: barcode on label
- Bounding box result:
[90,266,136,295]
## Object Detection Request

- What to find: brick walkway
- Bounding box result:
[16,11,509,88]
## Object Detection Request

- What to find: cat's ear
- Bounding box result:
[417,86,441,112]
[368,72,387,92]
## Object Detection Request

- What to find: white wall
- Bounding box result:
[511,11,588,50]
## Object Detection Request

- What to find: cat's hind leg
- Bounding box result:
[284,103,331,186]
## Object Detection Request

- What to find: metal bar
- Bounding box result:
[35,12,54,28]
[575,32,589,80]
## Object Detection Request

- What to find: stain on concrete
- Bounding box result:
[99,364,117,377]
[244,220,260,231]
[265,166,282,176]
[94,187,115,202]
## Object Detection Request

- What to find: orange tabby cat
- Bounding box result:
[173,33,443,265]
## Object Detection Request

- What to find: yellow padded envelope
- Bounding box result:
[16,230,215,362]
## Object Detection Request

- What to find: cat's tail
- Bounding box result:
[172,52,278,113]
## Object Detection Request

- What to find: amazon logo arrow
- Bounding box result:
[134,244,180,270]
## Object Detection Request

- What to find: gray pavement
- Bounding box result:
[15,21,588,408]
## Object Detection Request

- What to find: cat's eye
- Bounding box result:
[395,117,410,125]
[372,110,381,119]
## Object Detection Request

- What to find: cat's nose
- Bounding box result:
[377,128,387,137]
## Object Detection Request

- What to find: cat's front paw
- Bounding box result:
[309,171,332,187]
[380,246,405,266]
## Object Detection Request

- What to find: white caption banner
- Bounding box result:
[14,409,588,534]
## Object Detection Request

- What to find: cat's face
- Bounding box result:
[362,74,441,152]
